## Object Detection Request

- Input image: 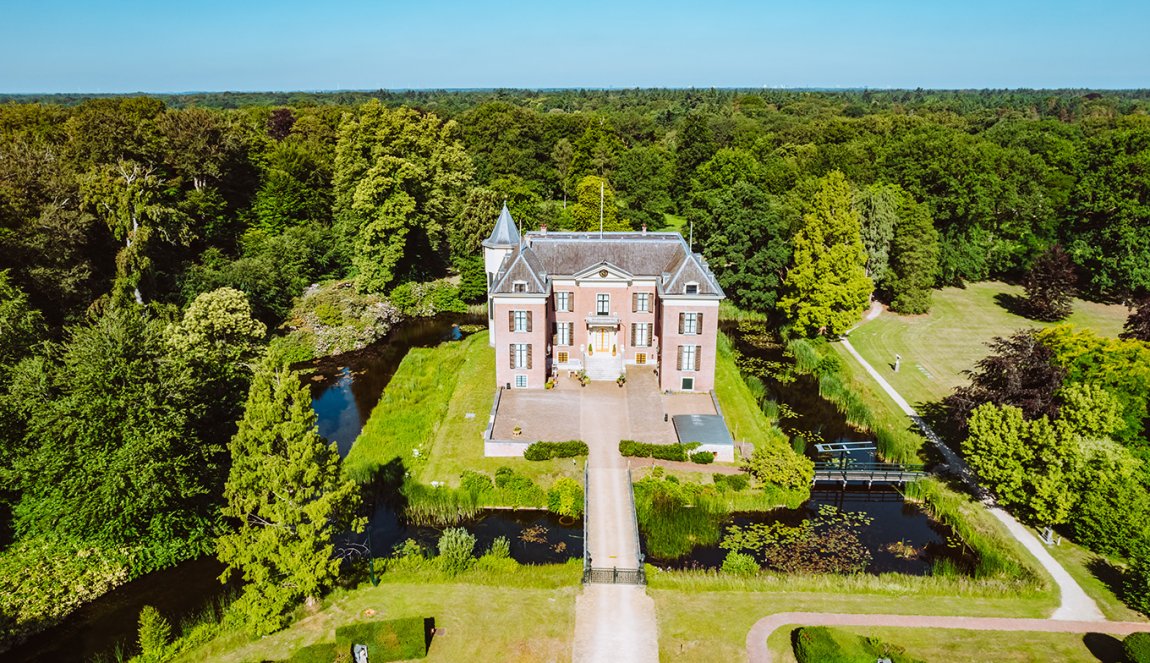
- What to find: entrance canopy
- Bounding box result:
[672,414,733,447]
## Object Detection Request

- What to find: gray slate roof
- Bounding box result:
[482,203,521,248]
[489,231,724,297]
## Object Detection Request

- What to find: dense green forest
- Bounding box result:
[3,87,1150,645]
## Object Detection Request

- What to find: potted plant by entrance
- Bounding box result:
[577,369,589,387]
[588,343,594,356]
[616,374,626,387]
[512,426,523,438]
[611,343,617,357]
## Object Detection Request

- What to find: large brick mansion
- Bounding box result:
[483,204,724,392]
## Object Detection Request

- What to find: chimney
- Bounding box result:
[641,223,647,235]
[540,223,547,234]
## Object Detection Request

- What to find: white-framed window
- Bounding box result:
[596,293,610,315]
[631,322,651,347]
[511,343,531,369]
[557,351,569,364]
[555,291,571,312]
[678,344,699,372]
[680,312,700,335]
[685,282,699,295]
[512,310,529,333]
[515,375,528,388]
[513,281,527,293]
[633,292,650,313]
[555,321,573,347]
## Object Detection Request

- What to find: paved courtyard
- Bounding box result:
[490,365,715,443]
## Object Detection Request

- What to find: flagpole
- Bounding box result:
[599,181,604,238]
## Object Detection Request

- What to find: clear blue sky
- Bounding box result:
[2,0,1147,93]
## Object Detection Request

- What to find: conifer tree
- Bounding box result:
[778,171,873,335]
[888,195,940,314]
[217,364,363,635]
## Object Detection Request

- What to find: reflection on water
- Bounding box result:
[304,315,480,454]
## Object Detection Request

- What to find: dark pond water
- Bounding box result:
[721,320,871,451]
[359,507,583,564]
[644,486,974,575]
[306,314,479,455]
[6,558,239,663]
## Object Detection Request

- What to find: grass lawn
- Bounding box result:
[652,589,1058,663]
[846,281,1128,407]
[658,213,687,232]
[765,624,1124,663]
[713,333,780,453]
[176,565,581,663]
[346,329,580,489]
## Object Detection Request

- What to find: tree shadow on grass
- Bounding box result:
[1086,555,1130,608]
[1083,632,1124,662]
[994,292,1033,319]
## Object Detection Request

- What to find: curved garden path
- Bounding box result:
[744,612,1150,663]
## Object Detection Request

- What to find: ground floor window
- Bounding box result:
[635,352,647,365]
[557,350,569,364]
[515,375,528,388]
[681,376,695,391]
[677,344,699,371]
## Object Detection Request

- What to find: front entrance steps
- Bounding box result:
[583,356,622,381]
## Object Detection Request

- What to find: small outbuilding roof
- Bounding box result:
[672,414,734,447]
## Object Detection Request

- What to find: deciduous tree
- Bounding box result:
[778,171,873,335]
[1024,244,1076,321]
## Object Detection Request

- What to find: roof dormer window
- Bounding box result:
[685,282,699,295]
[513,281,527,293]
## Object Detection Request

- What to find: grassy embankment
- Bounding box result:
[343,330,581,518]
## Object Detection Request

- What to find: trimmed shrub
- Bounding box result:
[689,450,715,464]
[436,527,476,576]
[793,626,923,663]
[459,470,494,496]
[523,440,589,461]
[1124,632,1150,663]
[286,642,338,663]
[721,551,758,576]
[619,440,698,461]
[714,473,749,491]
[547,477,585,517]
[493,467,546,506]
[335,617,429,661]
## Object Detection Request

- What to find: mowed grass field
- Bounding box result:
[845,281,1128,407]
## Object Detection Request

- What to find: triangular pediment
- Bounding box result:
[572,260,633,282]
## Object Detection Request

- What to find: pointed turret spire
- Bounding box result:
[482,202,521,249]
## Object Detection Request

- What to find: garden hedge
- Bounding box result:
[793,626,923,663]
[619,440,699,461]
[523,440,589,460]
[1125,632,1150,663]
[689,450,715,464]
[335,617,430,661]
